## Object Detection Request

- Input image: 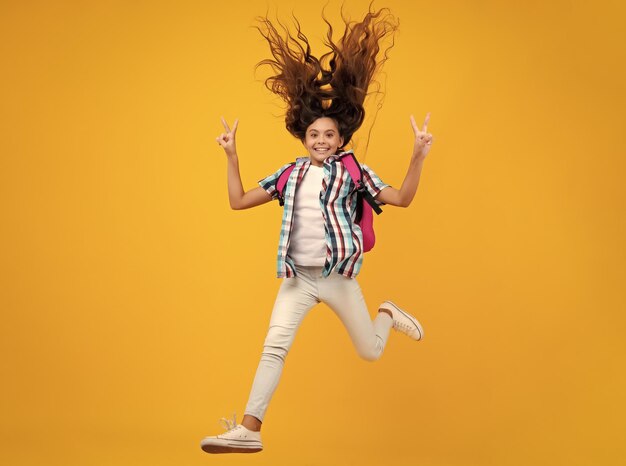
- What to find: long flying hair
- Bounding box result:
[254,4,399,150]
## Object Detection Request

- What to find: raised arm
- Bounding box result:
[216,117,273,210]
[376,113,434,208]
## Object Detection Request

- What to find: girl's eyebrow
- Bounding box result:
[308,129,336,135]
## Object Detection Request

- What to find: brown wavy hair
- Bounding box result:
[254,3,399,150]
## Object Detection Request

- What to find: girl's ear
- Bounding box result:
[339,136,344,147]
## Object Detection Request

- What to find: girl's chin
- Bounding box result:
[309,150,335,159]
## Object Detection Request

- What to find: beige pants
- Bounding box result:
[244,265,393,421]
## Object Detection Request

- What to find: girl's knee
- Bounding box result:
[261,347,288,363]
[262,325,296,362]
[357,346,382,362]
[264,325,295,347]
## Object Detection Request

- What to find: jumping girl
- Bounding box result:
[201,6,434,454]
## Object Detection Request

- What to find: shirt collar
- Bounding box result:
[295,149,354,166]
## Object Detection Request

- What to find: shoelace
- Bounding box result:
[219,412,239,433]
[393,320,413,332]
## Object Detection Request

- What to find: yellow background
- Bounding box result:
[1,0,625,465]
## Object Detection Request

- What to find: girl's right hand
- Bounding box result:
[216,117,238,158]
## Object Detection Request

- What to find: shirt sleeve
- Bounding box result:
[361,164,390,205]
[258,162,295,201]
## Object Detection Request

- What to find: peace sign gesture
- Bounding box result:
[216,117,239,158]
[410,113,434,159]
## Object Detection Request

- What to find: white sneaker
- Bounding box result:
[200,415,263,454]
[379,300,424,340]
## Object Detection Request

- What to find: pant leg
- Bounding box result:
[319,272,393,362]
[244,268,320,421]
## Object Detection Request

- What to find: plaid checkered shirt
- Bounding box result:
[258,150,389,279]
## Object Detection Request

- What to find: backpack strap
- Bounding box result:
[338,153,383,215]
[275,162,296,206]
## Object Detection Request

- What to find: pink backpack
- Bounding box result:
[275,152,383,252]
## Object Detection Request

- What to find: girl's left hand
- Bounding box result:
[411,113,434,159]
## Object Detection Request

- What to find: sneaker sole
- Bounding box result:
[384,300,424,340]
[201,444,263,454]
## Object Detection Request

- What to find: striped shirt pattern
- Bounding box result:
[258,150,389,279]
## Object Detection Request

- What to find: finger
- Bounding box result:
[221,116,231,133]
[410,115,418,134]
[422,112,430,133]
[231,118,239,135]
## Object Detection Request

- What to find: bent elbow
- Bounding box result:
[397,197,410,208]
[399,195,416,208]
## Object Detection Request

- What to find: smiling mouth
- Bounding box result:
[314,147,330,153]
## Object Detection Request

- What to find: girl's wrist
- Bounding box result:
[411,153,427,163]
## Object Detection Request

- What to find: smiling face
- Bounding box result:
[303,117,344,166]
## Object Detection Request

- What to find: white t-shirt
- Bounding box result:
[287,165,327,266]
